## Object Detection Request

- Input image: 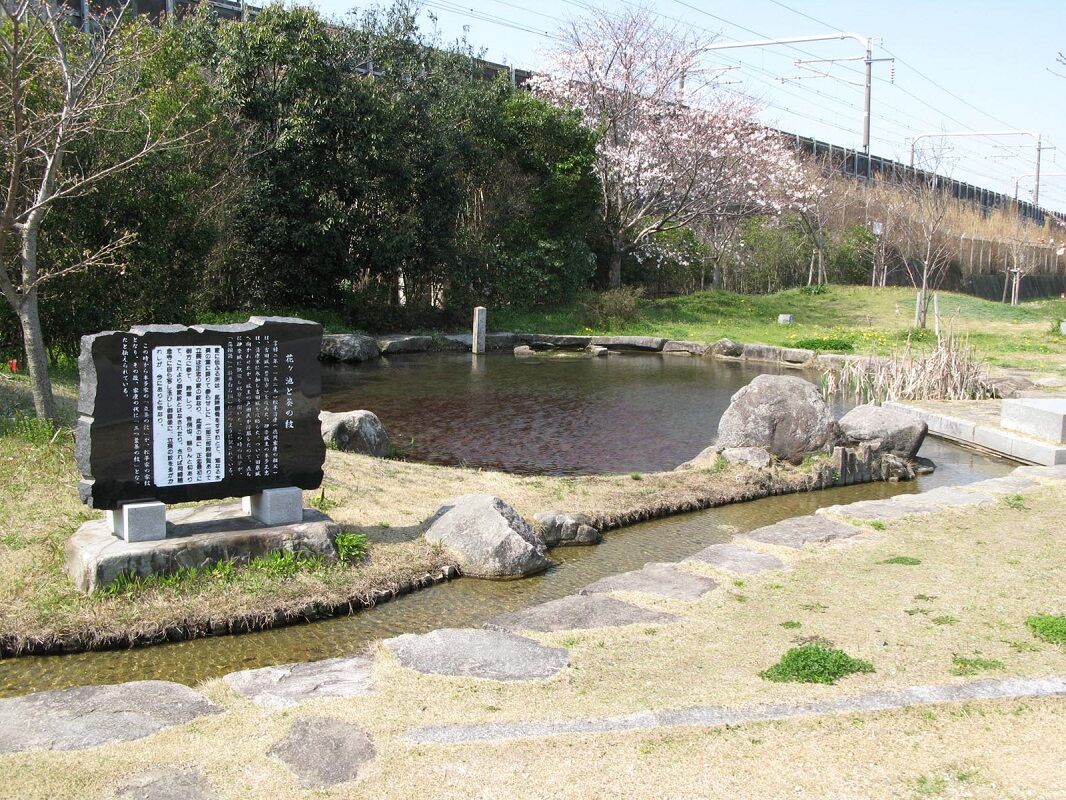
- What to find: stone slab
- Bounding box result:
[742,515,861,549]
[781,347,814,364]
[66,502,338,592]
[270,717,375,788]
[376,334,433,354]
[114,767,216,800]
[662,340,710,356]
[77,317,324,509]
[402,676,1066,746]
[515,334,592,350]
[1001,398,1066,444]
[0,680,222,753]
[580,562,717,600]
[817,486,998,521]
[741,343,784,363]
[384,628,568,680]
[319,334,380,363]
[685,543,785,574]
[223,655,373,709]
[486,594,679,633]
[589,335,667,352]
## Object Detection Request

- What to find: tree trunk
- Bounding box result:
[17,290,58,422]
[608,250,623,289]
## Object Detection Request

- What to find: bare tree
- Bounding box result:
[0,0,195,420]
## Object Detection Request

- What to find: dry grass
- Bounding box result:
[1,483,1065,799]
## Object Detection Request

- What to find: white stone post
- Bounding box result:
[472,306,487,354]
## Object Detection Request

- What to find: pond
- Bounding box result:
[321,352,791,475]
[0,354,1015,696]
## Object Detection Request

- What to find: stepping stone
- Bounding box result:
[961,475,1039,494]
[223,656,373,710]
[1014,464,1066,480]
[742,515,861,550]
[0,680,222,753]
[114,767,215,800]
[581,563,717,600]
[686,543,785,574]
[818,487,998,522]
[269,717,374,788]
[384,628,568,681]
[486,594,679,633]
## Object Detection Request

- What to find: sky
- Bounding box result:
[309,0,1066,212]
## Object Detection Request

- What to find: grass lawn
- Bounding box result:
[3,479,1064,799]
[494,285,1066,373]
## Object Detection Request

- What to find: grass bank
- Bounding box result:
[495,285,1066,373]
[3,479,1064,798]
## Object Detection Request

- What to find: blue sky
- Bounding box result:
[309,0,1066,211]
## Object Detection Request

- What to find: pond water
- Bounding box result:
[0,353,1015,696]
[321,352,791,475]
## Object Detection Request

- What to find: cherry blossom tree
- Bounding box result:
[529,6,815,288]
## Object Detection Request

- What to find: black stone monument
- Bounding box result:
[76,316,325,509]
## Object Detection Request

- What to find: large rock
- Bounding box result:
[423,494,552,578]
[270,717,375,788]
[710,338,744,358]
[515,334,592,350]
[320,410,390,456]
[320,334,380,363]
[0,681,222,753]
[663,340,710,356]
[223,655,373,710]
[716,375,841,463]
[384,628,568,680]
[741,343,784,363]
[721,447,772,469]
[377,334,432,354]
[590,335,667,352]
[839,404,928,458]
[534,512,601,546]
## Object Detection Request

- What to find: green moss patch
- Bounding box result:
[879,555,922,565]
[1026,614,1066,645]
[760,644,874,685]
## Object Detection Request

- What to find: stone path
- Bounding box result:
[742,515,861,549]
[402,676,1066,746]
[223,655,373,710]
[384,628,569,681]
[581,562,718,600]
[486,594,680,633]
[269,717,375,788]
[114,767,216,800]
[685,543,785,574]
[0,680,221,753]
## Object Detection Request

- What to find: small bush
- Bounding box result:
[581,287,645,328]
[792,336,855,352]
[249,550,323,579]
[335,531,369,563]
[309,490,339,512]
[799,284,829,296]
[1026,614,1066,645]
[760,644,874,684]
[1003,494,1028,510]
[880,555,922,565]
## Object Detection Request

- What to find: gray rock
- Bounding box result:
[223,656,373,710]
[516,334,591,350]
[743,515,860,550]
[882,453,915,481]
[534,511,601,547]
[581,563,717,600]
[114,767,215,800]
[486,594,679,633]
[384,628,568,680]
[590,335,667,352]
[589,345,609,357]
[423,494,551,579]
[686,543,785,574]
[741,343,785,363]
[781,347,815,365]
[710,338,744,358]
[320,334,380,363]
[66,503,339,593]
[270,717,374,788]
[913,456,936,475]
[320,409,390,456]
[721,447,772,469]
[778,313,795,325]
[0,681,222,753]
[514,345,537,358]
[716,375,841,463]
[377,334,433,354]
[663,340,710,356]
[839,404,928,458]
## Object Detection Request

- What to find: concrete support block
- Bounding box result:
[244,487,303,526]
[107,501,167,543]
[472,306,487,355]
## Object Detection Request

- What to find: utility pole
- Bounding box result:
[704,33,882,155]
[910,130,1050,204]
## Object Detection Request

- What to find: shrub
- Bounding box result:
[760,644,874,684]
[1026,614,1066,645]
[792,336,855,352]
[335,531,369,563]
[581,287,645,328]
[0,413,58,445]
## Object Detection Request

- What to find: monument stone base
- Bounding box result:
[66,502,340,593]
